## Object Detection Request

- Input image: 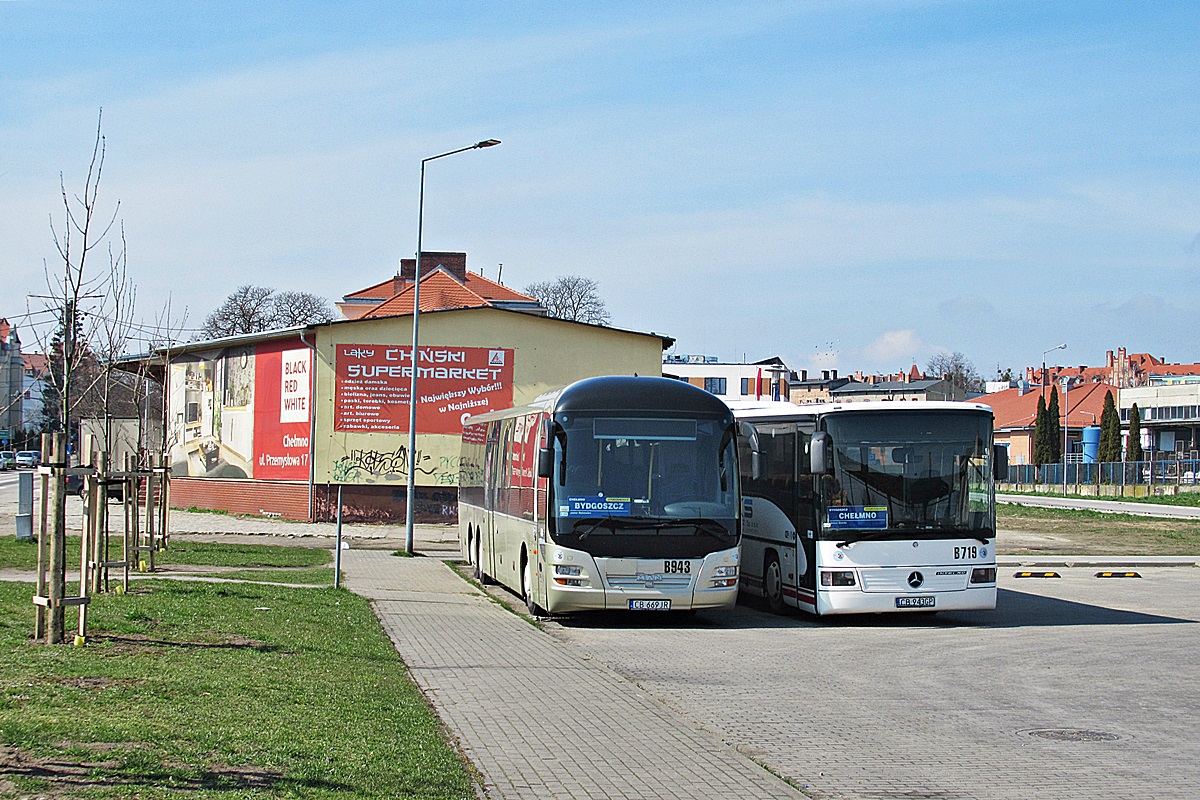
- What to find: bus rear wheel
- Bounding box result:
[764,553,785,614]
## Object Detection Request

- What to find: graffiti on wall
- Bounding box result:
[331,446,436,483]
[330,448,489,487]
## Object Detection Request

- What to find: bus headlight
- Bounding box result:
[554,564,582,576]
[970,567,996,584]
[713,565,739,578]
[820,570,856,587]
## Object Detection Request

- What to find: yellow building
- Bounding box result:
[310,306,669,521]
[162,305,669,522]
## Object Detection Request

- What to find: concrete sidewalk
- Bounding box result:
[339,548,806,800]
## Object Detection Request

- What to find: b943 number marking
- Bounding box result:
[664,560,692,574]
[954,546,978,559]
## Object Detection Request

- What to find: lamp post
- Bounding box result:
[1041,343,1067,400]
[1062,377,1070,496]
[405,139,501,555]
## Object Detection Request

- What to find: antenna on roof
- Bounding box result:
[497,263,503,284]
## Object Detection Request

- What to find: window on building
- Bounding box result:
[704,377,727,396]
[740,377,750,395]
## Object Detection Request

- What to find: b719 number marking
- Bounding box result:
[954,546,978,559]
[664,560,692,574]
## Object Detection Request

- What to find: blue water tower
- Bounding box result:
[1082,425,1102,463]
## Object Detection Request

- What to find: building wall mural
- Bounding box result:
[167,337,312,480]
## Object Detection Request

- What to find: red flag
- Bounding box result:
[756,368,762,400]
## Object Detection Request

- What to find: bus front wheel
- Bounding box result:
[764,553,785,614]
[522,558,543,617]
[473,536,492,584]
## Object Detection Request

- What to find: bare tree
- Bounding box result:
[202,286,334,338]
[269,290,336,328]
[523,275,611,325]
[32,109,123,452]
[202,285,275,338]
[927,351,984,394]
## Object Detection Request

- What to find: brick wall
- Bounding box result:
[170,478,311,521]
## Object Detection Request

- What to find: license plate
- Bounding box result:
[629,599,671,611]
[896,596,935,609]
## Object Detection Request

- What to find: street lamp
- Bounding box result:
[1042,343,1066,400]
[405,139,501,555]
[1062,377,1070,496]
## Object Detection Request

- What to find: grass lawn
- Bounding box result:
[1000,487,1200,507]
[0,579,475,799]
[0,537,331,573]
[998,504,1200,555]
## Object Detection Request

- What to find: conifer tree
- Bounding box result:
[1098,390,1122,464]
[1033,394,1049,466]
[1047,385,1062,462]
[1126,403,1143,463]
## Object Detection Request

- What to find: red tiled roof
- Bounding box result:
[360,271,493,318]
[23,353,48,374]
[342,271,536,305]
[976,382,1118,430]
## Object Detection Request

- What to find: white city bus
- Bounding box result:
[459,376,741,615]
[730,400,1006,615]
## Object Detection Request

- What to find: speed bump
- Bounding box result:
[1013,571,1061,578]
[1094,571,1141,579]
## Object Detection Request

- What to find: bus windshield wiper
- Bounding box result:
[577,516,730,540]
[666,517,733,539]
[836,527,994,547]
[576,515,660,540]
[835,530,896,548]
[576,517,620,540]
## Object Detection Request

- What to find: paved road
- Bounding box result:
[540,568,1200,800]
[998,492,1200,519]
[342,549,806,800]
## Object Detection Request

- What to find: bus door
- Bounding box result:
[482,421,502,578]
[793,427,817,611]
[744,423,801,609]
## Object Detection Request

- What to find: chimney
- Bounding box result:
[399,251,468,282]
[800,369,808,381]
[831,369,838,380]
[822,370,830,381]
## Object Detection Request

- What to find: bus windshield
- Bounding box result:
[550,414,738,553]
[820,411,993,540]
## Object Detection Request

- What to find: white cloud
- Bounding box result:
[864,329,925,366]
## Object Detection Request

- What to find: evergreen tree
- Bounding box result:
[1047,385,1062,462]
[1032,394,1049,466]
[1098,390,1122,464]
[1126,403,1143,462]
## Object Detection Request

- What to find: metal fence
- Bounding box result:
[1006,460,1200,486]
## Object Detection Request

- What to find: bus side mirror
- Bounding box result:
[537,417,555,479]
[811,432,832,475]
[738,421,761,480]
[993,445,1009,482]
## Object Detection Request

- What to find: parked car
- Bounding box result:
[65,472,85,496]
[0,451,14,470]
[15,451,40,469]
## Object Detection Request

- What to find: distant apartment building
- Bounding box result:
[788,369,850,404]
[830,365,964,404]
[662,355,792,400]
[0,319,23,446]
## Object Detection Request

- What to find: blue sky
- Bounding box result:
[3,1,1198,380]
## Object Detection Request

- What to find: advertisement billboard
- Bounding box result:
[334,344,514,435]
[167,337,312,480]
